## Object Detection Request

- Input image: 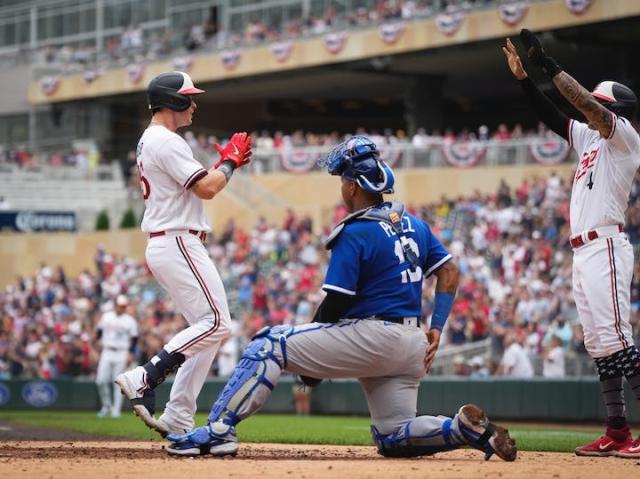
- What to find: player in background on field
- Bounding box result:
[116,71,253,437]
[503,30,640,458]
[96,295,137,418]
[165,136,517,462]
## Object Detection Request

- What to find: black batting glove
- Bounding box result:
[520,29,562,78]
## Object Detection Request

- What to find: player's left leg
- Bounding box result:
[360,376,516,461]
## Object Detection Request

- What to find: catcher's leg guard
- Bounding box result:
[371,415,463,458]
[207,325,292,433]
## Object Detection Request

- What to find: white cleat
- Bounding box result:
[114,367,159,432]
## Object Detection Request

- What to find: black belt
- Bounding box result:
[375,317,420,325]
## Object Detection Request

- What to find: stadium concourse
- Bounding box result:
[3,174,640,381]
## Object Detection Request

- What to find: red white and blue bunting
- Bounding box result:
[40,75,61,96]
[324,32,348,54]
[436,11,465,36]
[565,0,591,15]
[126,64,145,84]
[529,135,570,165]
[497,1,530,27]
[280,150,321,173]
[221,50,241,71]
[172,55,193,73]
[271,41,294,63]
[82,69,101,84]
[378,22,406,45]
[442,141,487,168]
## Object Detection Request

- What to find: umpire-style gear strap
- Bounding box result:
[325,202,418,268]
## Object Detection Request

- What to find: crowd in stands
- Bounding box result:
[3,172,640,380]
[0,122,556,174]
[29,0,491,72]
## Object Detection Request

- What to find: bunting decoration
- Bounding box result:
[442,140,487,168]
[436,11,465,36]
[324,32,348,54]
[565,0,592,15]
[497,1,530,27]
[221,50,241,70]
[40,76,61,96]
[280,150,320,173]
[378,22,406,45]
[271,41,294,63]
[529,134,571,165]
[126,64,145,84]
[172,55,193,72]
[82,69,101,84]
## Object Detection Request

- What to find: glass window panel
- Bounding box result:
[64,12,80,36]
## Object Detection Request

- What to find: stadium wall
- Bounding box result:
[1,377,638,422]
[0,164,571,286]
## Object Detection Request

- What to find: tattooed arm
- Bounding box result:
[519,28,614,138]
[552,71,613,138]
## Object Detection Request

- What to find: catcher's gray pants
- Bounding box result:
[208,319,470,452]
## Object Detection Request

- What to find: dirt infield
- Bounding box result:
[1,441,637,479]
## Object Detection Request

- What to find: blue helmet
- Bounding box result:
[319,135,395,194]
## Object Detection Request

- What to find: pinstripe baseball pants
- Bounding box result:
[146,232,231,430]
[572,234,635,358]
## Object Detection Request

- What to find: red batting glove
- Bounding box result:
[214,132,252,169]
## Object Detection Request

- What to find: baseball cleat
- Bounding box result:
[114,367,158,432]
[617,437,640,458]
[457,404,517,461]
[166,423,238,457]
[155,414,189,439]
[575,432,632,457]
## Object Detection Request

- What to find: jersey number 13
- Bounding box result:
[393,239,422,283]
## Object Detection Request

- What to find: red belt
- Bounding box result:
[149,229,207,241]
[569,225,623,248]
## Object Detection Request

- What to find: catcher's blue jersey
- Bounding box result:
[322,206,451,318]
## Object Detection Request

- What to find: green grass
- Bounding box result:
[0,410,600,453]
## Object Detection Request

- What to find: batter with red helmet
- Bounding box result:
[503,30,640,458]
[115,71,252,437]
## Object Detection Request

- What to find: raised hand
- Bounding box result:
[519,29,562,78]
[502,37,527,81]
[214,132,252,169]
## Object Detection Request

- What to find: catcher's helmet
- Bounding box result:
[320,135,395,194]
[592,81,637,120]
[147,71,204,112]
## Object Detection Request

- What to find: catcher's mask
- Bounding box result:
[319,135,395,194]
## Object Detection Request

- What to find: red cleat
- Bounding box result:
[575,433,632,457]
[617,437,640,459]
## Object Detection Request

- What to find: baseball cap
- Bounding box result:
[116,295,129,306]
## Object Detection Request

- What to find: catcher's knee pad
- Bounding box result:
[207,325,293,428]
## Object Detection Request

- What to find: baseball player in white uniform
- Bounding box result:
[115,71,253,437]
[96,295,138,418]
[504,30,640,458]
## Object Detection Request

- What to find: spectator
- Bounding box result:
[542,335,566,378]
[498,331,534,378]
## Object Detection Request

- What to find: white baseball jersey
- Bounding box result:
[137,125,211,233]
[98,311,138,350]
[568,115,640,236]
